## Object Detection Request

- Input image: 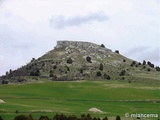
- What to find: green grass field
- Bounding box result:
[0,80,160,120]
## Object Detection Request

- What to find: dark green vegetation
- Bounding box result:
[0,81,160,120]
[3,113,115,120]
[0,41,159,84]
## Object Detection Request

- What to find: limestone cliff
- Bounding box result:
[55,41,112,56]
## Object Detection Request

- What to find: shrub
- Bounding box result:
[14,115,28,120]
[99,63,103,71]
[0,116,3,120]
[30,69,40,76]
[131,61,136,66]
[103,73,110,80]
[143,60,146,65]
[102,117,108,120]
[115,50,119,54]
[67,58,73,64]
[147,68,151,71]
[156,66,160,71]
[39,115,50,120]
[101,44,105,48]
[96,71,102,77]
[80,69,83,74]
[28,114,34,120]
[49,72,54,77]
[86,56,92,63]
[2,80,8,84]
[116,115,121,120]
[119,70,126,76]
[123,59,126,62]
[53,65,57,69]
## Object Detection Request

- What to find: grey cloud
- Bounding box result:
[0,0,5,7]
[138,47,160,62]
[125,46,149,56]
[50,12,109,29]
[125,46,160,66]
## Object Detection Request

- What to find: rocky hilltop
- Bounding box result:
[0,41,159,84]
[55,40,111,53]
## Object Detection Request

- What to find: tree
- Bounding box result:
[101,44,105,48]
[131,61,136,66]
[115,50,119,54]
[2,80,5,84]
[143,60,146,65]
[147,68,151,71]
[119,70,126,76]
[30,69,40,76]
[116,115,121,120]
[6,71,9,75]
[9,69,12,74]
[138,62,141,65]
[103,73,110,80]
[99,63,103,71]
[102,117,108,120]
[28,114,34,120]
[49,72,54,77]
[39,115,50,120]
[80,69,83,74]
[123,59,126,62]
[14,115,28,120]
[53,65,57,69]
[147,61,154,68]
[86,56,92,63]
[147,61,151,66]
[0,116,3,120]
[31,58,35,62]
[96,71,102,77]
[155,66,160,71]
[67,58,73,64]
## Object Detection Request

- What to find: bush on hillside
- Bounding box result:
[115,50,119,54]
[101,44,105,48]
[155,66,160,71]
[131,61,136,66]
[14,115,28,120]
[119,70,126,76]
[103,73,110,80]
[30,69,40,76]
[0,116,3,120]
[86,56,92,63]
[116,115,121,120]
[96,71,102,77]
[67,58,73,64]
[39,115,50,120]
[99,63,103,71]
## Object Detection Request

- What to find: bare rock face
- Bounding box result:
[55,41,112,56]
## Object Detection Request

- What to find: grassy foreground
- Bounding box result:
[0,80,160,120]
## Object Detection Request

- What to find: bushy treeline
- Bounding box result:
[0,114,122,120]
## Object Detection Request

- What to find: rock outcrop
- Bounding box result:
[55,40,112,56]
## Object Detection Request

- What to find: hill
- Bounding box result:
[0,41,160,84]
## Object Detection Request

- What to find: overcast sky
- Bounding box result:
[0,0,159,75]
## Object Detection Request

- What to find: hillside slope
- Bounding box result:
[0,41,159,83]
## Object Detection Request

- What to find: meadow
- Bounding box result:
[0,80,160,120]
